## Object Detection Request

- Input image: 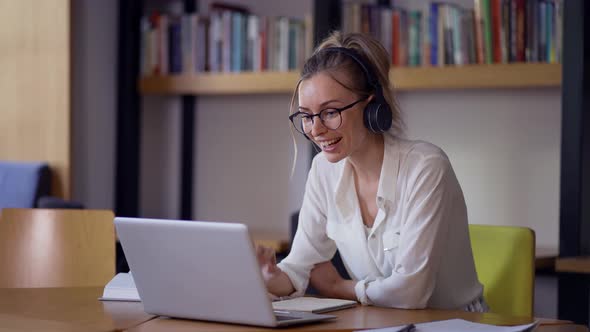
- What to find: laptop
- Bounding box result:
[114,217,336,327]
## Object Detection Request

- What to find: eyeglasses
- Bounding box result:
[289,97,368,135]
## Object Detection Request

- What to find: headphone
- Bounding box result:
[319,47,393,134]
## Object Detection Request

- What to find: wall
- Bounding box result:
[192,95,310,235]
[401,88,561,249]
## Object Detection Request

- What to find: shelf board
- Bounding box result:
[392,63,562,90]
[556,256,590,274]
[139,71,300,95]
[139,63,561,95]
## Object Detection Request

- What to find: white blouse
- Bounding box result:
[277,135,485,310]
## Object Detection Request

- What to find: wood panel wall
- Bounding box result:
[0,0,71,198]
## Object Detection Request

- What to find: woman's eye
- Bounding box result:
[324,110,339,119]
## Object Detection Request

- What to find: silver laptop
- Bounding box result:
[114,217,336,327]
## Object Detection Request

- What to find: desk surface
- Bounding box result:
[0,287,585,332]
[128,307,570,332]
[0,287,153,331]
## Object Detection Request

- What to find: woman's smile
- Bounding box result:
[317,137,342,152]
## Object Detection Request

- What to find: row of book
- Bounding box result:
[140,3,312,76]
[341,0,563,67]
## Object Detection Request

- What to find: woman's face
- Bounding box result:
[298,72,371,163]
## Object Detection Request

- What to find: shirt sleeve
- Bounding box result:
[358,154,461,308]
[277,157,337,297]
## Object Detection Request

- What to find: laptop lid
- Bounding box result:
[114,217,335,327]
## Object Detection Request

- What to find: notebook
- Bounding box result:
[114,217,336,327]
[272,297,357,313]
[359,319,539,332]
[99,273,140,302]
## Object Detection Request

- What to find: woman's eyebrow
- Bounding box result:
[298,99,344,111]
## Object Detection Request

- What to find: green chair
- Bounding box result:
[469,224,535,317]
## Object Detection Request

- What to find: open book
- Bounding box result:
[98,272,141,302]
[272,297,357,313]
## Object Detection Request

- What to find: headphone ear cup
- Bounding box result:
[364,102,393,134]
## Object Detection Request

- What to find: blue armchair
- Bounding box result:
[0,161,51,209]
[0,161,83,209]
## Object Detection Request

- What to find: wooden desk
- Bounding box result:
[0,287,154,331]
[128,306,580,332]
[0,287,585,332]
[556,257,590,274]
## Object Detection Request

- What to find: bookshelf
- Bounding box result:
[139,63,561,95]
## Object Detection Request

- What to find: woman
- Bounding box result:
[257,31,487,311]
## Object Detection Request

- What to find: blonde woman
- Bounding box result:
[257,31,487,311]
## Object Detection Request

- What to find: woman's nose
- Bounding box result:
[309,117,327,137]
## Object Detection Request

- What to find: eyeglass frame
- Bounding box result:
[289,96,369,135]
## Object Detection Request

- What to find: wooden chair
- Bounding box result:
[0,208,115,288]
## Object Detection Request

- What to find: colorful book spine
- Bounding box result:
[516,0,526,62]
[409,11,422,67]
[422,2,431,66]
[288,19,297,70]
[501,0,510,63]
[554,0,563,63]
[491,0,502,63]
[539,1,546,62]
[392,9,401,66]
[428,2,439,66]
[168,15,182,74]
[381,8,393,59]
[481,0,493,64]
[451,6,462,65]
[473,0,485,64]
[546,0,554,63]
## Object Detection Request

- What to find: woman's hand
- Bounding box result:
[256,245,281,282]
[256,245,295,296]
[310,261,356,300]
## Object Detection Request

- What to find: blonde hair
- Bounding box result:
[289,31,405,176]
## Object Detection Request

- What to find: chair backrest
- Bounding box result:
[0,208,115,287]
[469,224,535,317]
[0,161,51,209]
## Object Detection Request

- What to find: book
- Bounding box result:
[359,318,539,332]
[272,297,356,314]
[98,273,140,302]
